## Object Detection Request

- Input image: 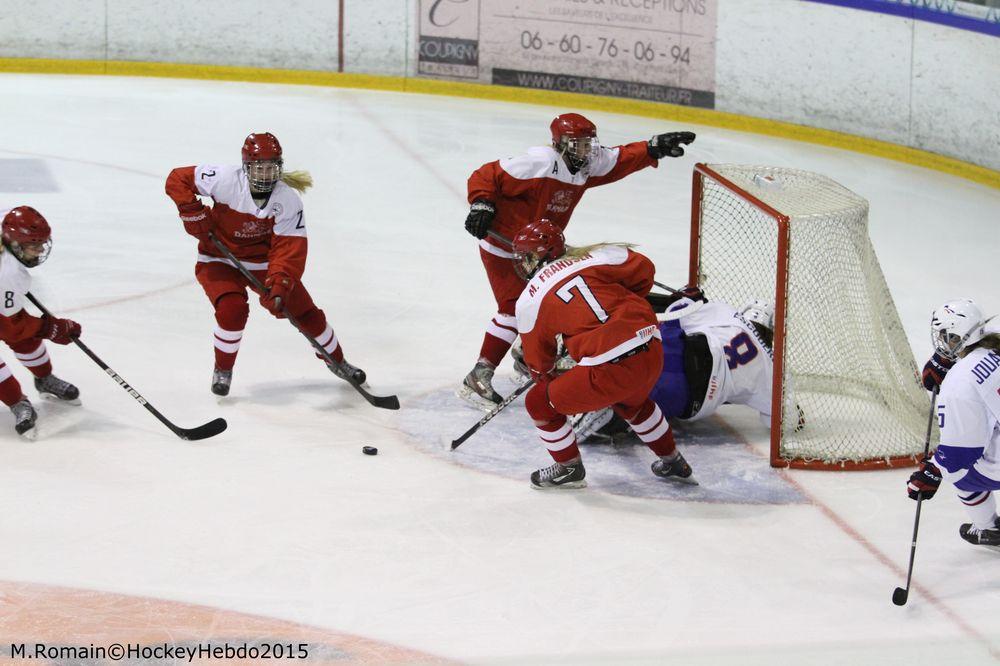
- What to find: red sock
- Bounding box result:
[618,400,676,457]
[0,372,22,407]
[10,340,51,378]
[214,294,248,371]
[478,313,518,367]
[299,308,344,364]
[526,382,579,463]
[479,333,513,367]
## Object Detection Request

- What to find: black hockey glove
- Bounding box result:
[647,131,696,159]
[921,352,954,391]
[464,200,496,239]
[907,458,942,501]
[645,285,706,313]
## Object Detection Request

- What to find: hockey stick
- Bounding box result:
[208,235,399,410]
[451,378,535,450]
[486,230,512,246]
[25,292,227,441]
[653,280,679,294]
[892,386,939,606]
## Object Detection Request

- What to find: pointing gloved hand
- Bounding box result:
[647,131,697,159]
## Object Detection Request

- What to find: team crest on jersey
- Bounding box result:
[546,189,573,213]
[272,203,283,217]
[234,218,271,239]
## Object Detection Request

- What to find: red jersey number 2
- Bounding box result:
[556,275,608,323]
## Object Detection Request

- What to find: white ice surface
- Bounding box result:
[0,74,998,663]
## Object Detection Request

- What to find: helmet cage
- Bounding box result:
[4,236,51,267]
[244,158,283,193]
[930,299,985,359]
[556,135,597,171]
[513,249,544,280]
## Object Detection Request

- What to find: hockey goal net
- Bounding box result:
[689,163,929,470]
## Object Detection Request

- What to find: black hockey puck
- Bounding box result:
[362,446,378,456]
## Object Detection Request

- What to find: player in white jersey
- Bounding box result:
[0,207,83,438]
[907,298,1000,548]
[575,290,777,442]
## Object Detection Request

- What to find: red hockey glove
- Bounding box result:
[260,272,295,315]
[530,366,557,387]
[177,201,214,240]
[907,458,942,501]
[921,352,954,391]
[37,314,81,345]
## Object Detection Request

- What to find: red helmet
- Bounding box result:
[242,132,284,192]
[550,113,597,144]
[550,113,598,171]
[2,206,52,267]
[512,219,566,280]
[242,132,283,162]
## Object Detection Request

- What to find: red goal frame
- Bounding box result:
[688,163,921,470]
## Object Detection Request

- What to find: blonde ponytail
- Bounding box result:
[281,169,313,193]
[564,242,637,258]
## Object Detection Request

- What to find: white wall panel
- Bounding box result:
[717,0,913,145]
[910,22,1000,170]
[106,0,341,70]
[0,0,106,60]
[1,0,997,170]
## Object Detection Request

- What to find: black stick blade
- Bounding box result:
[367,393,400,410]
[892,587,908,606]
[176,417,228,441]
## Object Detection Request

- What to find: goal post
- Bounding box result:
[689,163,930,470]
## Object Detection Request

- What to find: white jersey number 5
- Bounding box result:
[556,275,608,323]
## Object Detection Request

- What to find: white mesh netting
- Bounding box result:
[694,164,929,466]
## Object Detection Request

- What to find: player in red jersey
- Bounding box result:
[459,112,695,408]
[165,132,366,396]
[513,220,695,489]
[0,207,82,438]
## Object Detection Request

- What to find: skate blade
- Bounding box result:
[17,427,38,441]
[530,480,588,490]
[39,393,81,407]
[455,385,501,412]
[656,474,699,486]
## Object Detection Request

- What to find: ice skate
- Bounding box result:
[330,358,367,385]
[530,460,587,489]
[651,451,698,485]
[959,516,1000,549]
[457,361,502,410]
[211,368,232,397]
[10,398,37,440]
[510,342,530,380]
[34,374,81,405]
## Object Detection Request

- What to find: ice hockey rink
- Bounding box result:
[0,73,998,664]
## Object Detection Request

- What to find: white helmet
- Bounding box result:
[930,298,986,358]
[740,299,774,331]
